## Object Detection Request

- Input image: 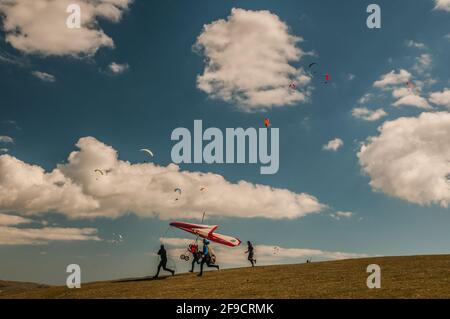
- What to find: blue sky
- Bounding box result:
[0,0,450,285]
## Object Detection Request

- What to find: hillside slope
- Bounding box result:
[1,255,450,299]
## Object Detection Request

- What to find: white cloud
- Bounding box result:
[358,112,450,207]
[108,62,129,74]
[0,137,326,220]
[405,40,426,49]
[434,0,450,12]
[347,73,355,81]
[330,211,353,220]
[0,0,132,57]
[372,69,432,109]
[32,71,56,82]
[160,237,368,267]
[358,93,373,104]
[195,8,312,111]
[0,148,8,153]
[373,69,411,89]
[323,138,343,152]
[0,225,100,245]
[429,88,450,108]
[352,107,387,121]
[0,213,33,226]
[412,54,432,75]
[393,94,432,109]
[0,136,14,144]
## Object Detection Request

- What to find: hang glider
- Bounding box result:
[170,221,241,247]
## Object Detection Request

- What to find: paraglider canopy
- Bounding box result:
[264,118,270,128]
[308,62,318,74]
[140,148,154,157]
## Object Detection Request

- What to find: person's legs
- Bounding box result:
[197,258,205,276]
[206,261,219,270]
[162,261,175,275]
[154,262,162,278]
[190,257,196,272]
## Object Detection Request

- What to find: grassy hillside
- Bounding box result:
[1,255,450,299]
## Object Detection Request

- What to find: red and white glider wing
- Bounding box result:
[169,221,241,247]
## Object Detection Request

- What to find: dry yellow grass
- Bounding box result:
[1,255,450,299]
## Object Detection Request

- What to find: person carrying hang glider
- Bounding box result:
[198,239,219,277]
[188,243,202,273]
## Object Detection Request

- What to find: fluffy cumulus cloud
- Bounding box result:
[358,112,450,207]
[374,69,411,89]
[352,107,387,121]
[434,0,450,12]
[160,237,368,267]
[373,69,432,109]
[323,138,343,152]
[195,8,312,111]
[0,0,132,57]
[393,94,432,109]
[429,88,450,108]
[0,137,325,220]
[32,71,56,82]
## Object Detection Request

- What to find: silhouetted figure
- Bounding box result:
[245,241,256,267]
[188,243,201,273]
[154,244,175,278]
[198,239,219,277]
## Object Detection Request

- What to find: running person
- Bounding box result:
[153,244,175,278]
[245,241,256,267]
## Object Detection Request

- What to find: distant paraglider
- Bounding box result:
[325,72,330,83]
[264,118,270,128]
[140,148,154,157]
[308,62,317,70]
[174,188,182,201]
[110,233,124,244]
[289,81,297,90]
[308,62,318,75]
[273,246,280,255]
[94,169,104,180]
[406,81,415,92]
